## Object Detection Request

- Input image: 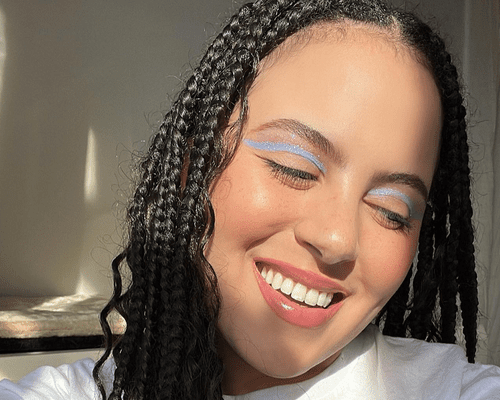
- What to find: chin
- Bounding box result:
[250,344,339,380]
[262,362,313,379]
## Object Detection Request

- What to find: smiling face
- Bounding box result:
[205,25,442,395]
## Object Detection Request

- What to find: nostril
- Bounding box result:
[303,240,325,259]
[294,219,359,267]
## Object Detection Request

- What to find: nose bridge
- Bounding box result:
[294,191,359,265]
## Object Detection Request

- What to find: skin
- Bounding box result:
[205,24,442,395]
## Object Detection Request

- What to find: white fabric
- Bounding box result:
[1,325,499,399]
[0,358,103,400]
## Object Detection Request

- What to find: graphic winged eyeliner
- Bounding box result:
[368,187,423,220]
[244,139,326,173]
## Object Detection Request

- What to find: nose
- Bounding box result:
[294,197,359,266]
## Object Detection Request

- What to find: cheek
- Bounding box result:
[211,171,294,245]
[211,179,269,242]
[362,228,420,299]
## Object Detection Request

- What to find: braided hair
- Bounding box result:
[93,1,478,398]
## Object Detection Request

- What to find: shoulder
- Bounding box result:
[459,360,500,399]
[0,357,115,400]
[359,325,500,399]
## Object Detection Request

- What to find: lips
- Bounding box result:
[253,258,346,328]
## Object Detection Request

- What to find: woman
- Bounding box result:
[1,0,499,399]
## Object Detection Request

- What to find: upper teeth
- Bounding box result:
[261,267,335,308]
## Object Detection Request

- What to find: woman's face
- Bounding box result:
[206,26,442,395]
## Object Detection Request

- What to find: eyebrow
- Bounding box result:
[370,172,429,201]
[252,118,429,199]
[252,118,345,167]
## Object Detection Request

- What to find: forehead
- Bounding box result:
[259,20,420,73]
[244,22,442,187]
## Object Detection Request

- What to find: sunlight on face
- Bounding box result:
[206,24,442,395]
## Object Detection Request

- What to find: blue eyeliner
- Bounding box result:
[244,139,326,173]
[368,187,423,220]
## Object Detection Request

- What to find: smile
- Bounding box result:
[253,258,347,328]
[260,267,343,308]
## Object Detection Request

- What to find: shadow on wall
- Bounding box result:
[0,0,240,297]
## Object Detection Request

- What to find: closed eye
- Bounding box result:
[372,205,412,233]
[265,159,317,190]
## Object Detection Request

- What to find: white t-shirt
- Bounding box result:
[1,325,499,399]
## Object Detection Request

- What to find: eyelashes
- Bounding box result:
[265,159,414,233]
[373,206,412,233]
[265,160,317,190]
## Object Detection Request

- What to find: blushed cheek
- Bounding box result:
[216,174,293,241]
[365,234,419,298]
[376,260,411,295]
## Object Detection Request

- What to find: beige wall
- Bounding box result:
[0,0,240,297]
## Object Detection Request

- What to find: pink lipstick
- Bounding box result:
[253,258,346,328]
